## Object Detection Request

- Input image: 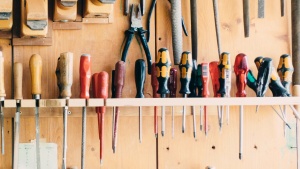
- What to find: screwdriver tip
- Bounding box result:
[193,132,196,138]
[100,160,103,165]
[161,131,164,137]
[239,153,242,160]
[200,125,202,131]
[155,134,158,138]
[113,147,116,154]
[182,128,185,133]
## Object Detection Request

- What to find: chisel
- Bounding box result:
[56,52,73,169]
[29,54,42,169]
[13,62,22,169]
[79,54,91,169]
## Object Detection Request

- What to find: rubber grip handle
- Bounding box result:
[209,61,220,97]
[58,52,73,98]
[135,59,146,98]
[29,54,42,96]
[170,0,182,65]
[156,48,171,95]
[168,68,177,98]
[80,54,91,99]
[196,64,203,97]
[98,71,109,113]
[234,53,249,97]
[151,63,159,98]
[114,61,126,99]
[179,51,192,94]
[201,63,210,97]
[111,70,116,98]
[277,54,294,94]
[256,58,272,97]
[14,62,23,100]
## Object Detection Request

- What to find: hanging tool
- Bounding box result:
[258,0,264,18]
[141,0,145,16]
[243,0,249,37]
[196,64,203,130]
[201,63,210,136]
[189,60,198,97]
[13,62,22,169]
[156,48,171,136]
[191,0,198,61]
[29,54,42,168]
[170,0,182,65]
[135,59,146,143]
[234,53,249,160]
[256,57,272,97]
[281,0,285,16]
[124,0,129,15]
[56,52,73,169]
[209,61,222,130]
[0,50,4,155]
[218,52,231,125]
[168,68,177,138]
[122,4,152,74]
[212,0,222,56]
[111,70,115,150]
[113,61,125,153]
[79,54,91,169]
[151,63,159,137]
[179,51,192,134]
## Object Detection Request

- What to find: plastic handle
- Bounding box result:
[58,52,73,98]
[196,64,203,97]
[14,62,23,100]
[29,54,42,96]
[111,70,116,98]
[201,63,210,97]
[80,54,91,99]
[277,54,294,94]
[98,71,109,114]
[135,59,146,98]
[156,48,171,95]
[256,57,272,97]
[91,73,99,113]
[209,61,220,97]
[218,52,231,97]
[189,59,198,97]
[114,61,126,99]
[168,68,177,98]
[151,63,159,98]
[234,53,249,97]
[179,51,192,95]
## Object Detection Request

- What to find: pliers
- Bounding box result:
[121,4,152,75]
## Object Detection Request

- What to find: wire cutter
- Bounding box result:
[121,4,152,75]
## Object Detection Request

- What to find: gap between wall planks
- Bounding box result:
[156,0,296,169]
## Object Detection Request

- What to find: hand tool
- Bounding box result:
[113,61,125,153]
[151,63,159,137]
[191,0,198,61]
[124,0,129,15]
[281,0,285,17]
[201,63,210,136]
[121,4,152,74]
[277,54,294,137]
[189,60,198,97]
[179,51,192,134]
[135,59,146,143]
[111,70,116,149]
[79,54,91,169]
[196,64,203,130]
[170,0,182,65]
[156,48,171,136]
[29,54,42,168]
[97,72,109,165]
[246,70,257,93]
[141,0,145,16]
[0,0,13,31]
[218,52,231,125]
[13,62,22,169]
[234,53,249,160]
[56,52,73,169]
[212,0,221,56]
[255,57,272,97]
[209,61,222,130]
[168,68,177,138]
[243,0,249,37]
[147,0,157,42]
[258,0,264,18]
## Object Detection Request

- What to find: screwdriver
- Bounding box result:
[196,64,203,130]
[151,63,159,138]
[179,51,192,134]
[113,61,125,153]
[201,63,210,136]
[156,48,171,136]
[29,54,42,168]
[189,60,198,138]
[13,62,22,169]
[234,53,249,160]
[168,68,177,138]
[79,54,91,169]
[218,52,231,125]
[97,72,109,165]
[111,70,116,149]
[56,52,73,169]
[135,59,146,143]
[209,61,222,130]
[0,50,4,156]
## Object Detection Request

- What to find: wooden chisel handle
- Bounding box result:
[58,52,73,98]
[29,54,42,98]
[80,54,91,99]
[14,63,23,100]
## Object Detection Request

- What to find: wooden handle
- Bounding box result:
[0,0,12,12]
[91,73,99,113]
[58,52,73,98]
[98,71,109,113]
[80,54,91,99]
[114,61,125,99]
[29,54,42,96]
[14,62,23,100]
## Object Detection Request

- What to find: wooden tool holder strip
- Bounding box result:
[1,97,300,108]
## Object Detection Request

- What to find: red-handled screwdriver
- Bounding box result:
[201,63,210,136]
[151,63,159,138]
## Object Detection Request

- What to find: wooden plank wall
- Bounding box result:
[0,0,297,168]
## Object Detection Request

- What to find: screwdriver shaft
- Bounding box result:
[204,106,208,136]
[200,106,202,130]
[172,106,174,138]
[35,105,41,169]
[192,106,196,138]
[182,94,187,133]
[162,105,165,136]
[154,106,158,137]
[0,102,4,155]
[239,105,243,160]
[81,106,87,169]
[112,107,115,149]
[62,106,68,169]
[139,106,142,143]
[13,103,20,169]
[113,107,119,153]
